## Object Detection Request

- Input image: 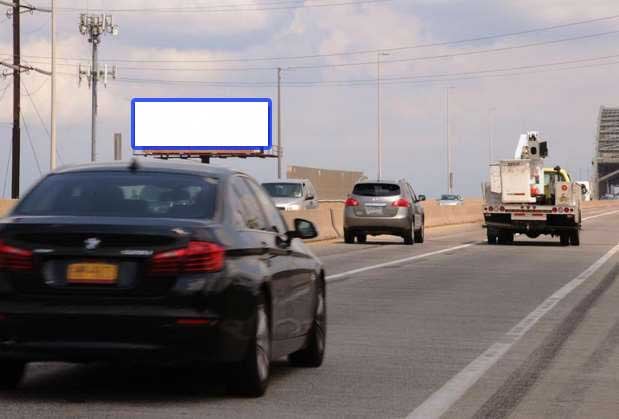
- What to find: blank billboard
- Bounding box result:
[131,98,272,150]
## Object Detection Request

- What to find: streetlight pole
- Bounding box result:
[446,86,455,194]
[488,106,496,164]
[377,52,388,180]
[277,67,282,179]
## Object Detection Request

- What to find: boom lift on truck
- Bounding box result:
[483,132,582,246]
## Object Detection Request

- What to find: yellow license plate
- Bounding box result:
[67,263,119,284]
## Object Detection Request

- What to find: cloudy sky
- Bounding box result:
[1,0,618,198]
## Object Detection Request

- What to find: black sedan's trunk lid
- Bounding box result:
[0,216,211,298]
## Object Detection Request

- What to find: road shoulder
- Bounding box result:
[441,251,619,419]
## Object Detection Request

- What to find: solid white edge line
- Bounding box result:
[325,243,475,282]
[406,241,619,419]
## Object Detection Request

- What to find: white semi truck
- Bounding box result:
[483,132,582,246]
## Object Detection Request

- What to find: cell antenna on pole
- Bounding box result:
[78,14,118,162]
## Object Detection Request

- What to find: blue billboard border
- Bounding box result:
[130,97,273,151]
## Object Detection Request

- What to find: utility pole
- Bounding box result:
[277,67,282,179]
[50,0,56,170]
[377,52,389,181]
[11,0,20,198]
[78,14,118,162]
[0,1,51,195]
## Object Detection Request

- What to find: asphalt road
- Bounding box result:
[1,207,618,418]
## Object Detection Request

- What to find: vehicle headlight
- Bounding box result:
[286,204,301,211]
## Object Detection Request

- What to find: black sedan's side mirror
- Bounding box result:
[287,218,318,240]
[418,194,426,201]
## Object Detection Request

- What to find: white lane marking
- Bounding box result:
[325,243,475,283]
[324,209,618,283]
[582,209,619,222]
[407,241,619,419]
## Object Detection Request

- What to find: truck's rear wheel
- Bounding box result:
[560,232,570,246]
[570,230,580,246]
[487,229,498,245]
[498,231,513,245]
[344,229,354,244]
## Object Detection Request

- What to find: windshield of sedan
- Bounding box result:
[14,172,218,219]
[262,182,303,198]
[440,194,460,201]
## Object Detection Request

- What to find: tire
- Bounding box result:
[356,233,367,244]
[498,231,513,245]
[289,279,326,368]
[560,232,570,246]
[403,231,414,245]
[0,361,26,390]
[403,222,415,245]
[414,222,425,244]
[230,302,271,397]
[570,230,580,246]
[344,229,355,244]
[487,229,498,245]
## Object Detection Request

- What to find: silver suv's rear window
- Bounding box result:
[353,183,400,197]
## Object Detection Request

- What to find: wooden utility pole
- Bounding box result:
[11,0,21,198]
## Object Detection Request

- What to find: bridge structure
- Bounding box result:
[593,106,619,198]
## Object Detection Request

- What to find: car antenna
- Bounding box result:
[128,158,140,173]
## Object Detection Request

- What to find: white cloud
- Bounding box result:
[1,0,618,196]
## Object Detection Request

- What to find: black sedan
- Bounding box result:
[0,160,326,397]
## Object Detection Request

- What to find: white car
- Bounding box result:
[262,179,319,211]
[438,194,463,206]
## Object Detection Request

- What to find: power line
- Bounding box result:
[5,11,619,64]
[288,52,619,85]
[107,52,619,88]
[52,0,394,13]
[0,82,10,101]
[22,79,64,165]
[22,76,48,96]
[6,27,619,75]
[285,29,619,70]
[20,112,42,175]
[52,0,350,10]
[2,140,10,198]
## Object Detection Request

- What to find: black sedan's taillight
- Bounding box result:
[0,240,33,271]
[149,241,224,275]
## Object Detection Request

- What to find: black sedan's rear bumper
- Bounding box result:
[0,306,253,364]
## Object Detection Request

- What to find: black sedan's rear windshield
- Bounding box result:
[353,183,400,197]
[15,172,218,219]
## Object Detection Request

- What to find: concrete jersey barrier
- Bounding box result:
[2,196,617,242]
[0,199,17,217]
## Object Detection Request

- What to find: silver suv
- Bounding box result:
[343,179,426,244]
